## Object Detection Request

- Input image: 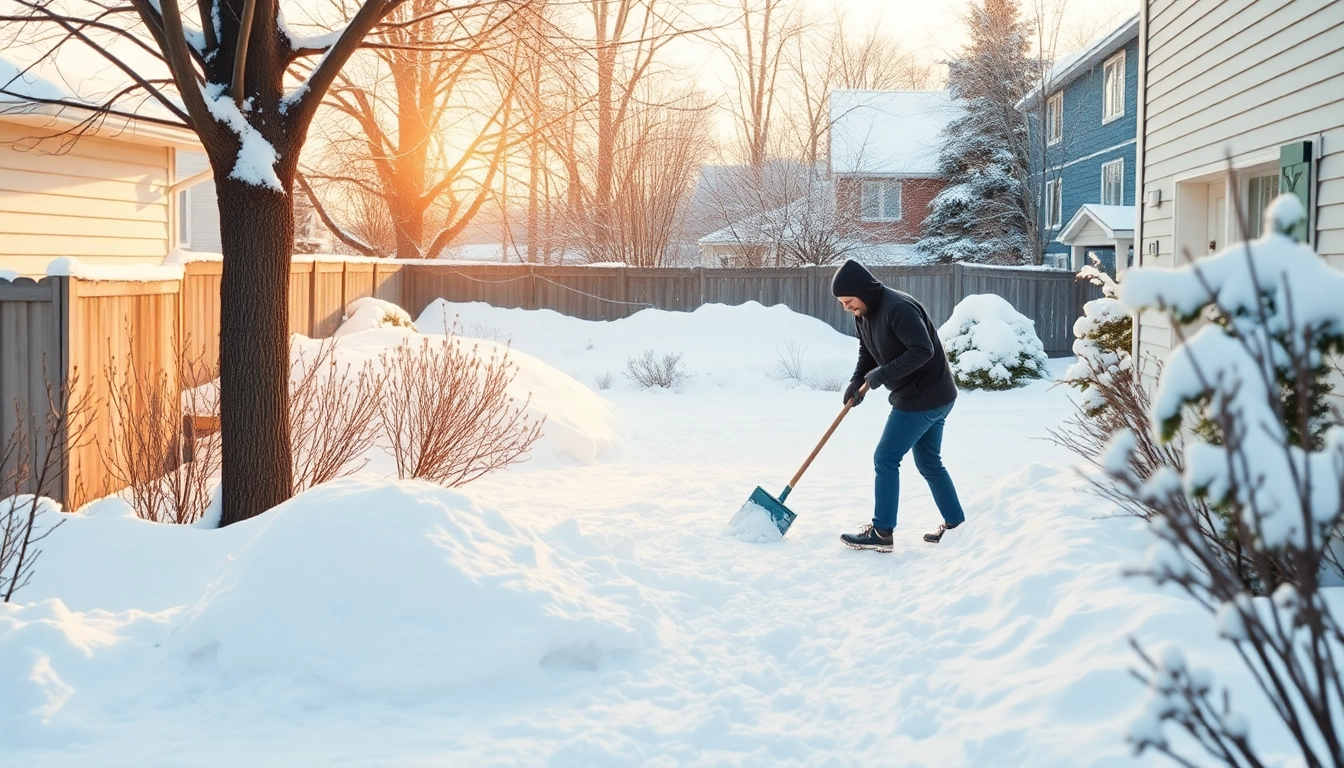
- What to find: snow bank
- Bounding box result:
[415,299,856,392]
[333,297,417,338]
[938,294,1048,390]
[169,480,651,701]
[315,331,620,465]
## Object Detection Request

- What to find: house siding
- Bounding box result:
[0,122,171,276]
[1137,0,1344,366]
[175,150,223,253]
[834,176,945,244]
[1029,36,1140,256]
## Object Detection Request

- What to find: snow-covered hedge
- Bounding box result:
[937,294,1047,390]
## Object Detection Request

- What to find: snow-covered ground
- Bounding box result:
[1,301,1294,766]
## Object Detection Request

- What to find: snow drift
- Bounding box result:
[169,480,650,701]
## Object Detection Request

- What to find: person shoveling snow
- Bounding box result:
[831,259,967,552]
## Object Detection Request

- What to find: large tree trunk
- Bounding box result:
[216,176,294,526]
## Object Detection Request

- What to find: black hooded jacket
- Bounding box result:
[831,260,958,412]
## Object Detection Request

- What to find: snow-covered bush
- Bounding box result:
[625,350,688,389]
[1062,259,1132,414]
[937,294,1047,390]
[334,297,417,338]
[1108,195,1344,768]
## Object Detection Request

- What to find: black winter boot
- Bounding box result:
[923,522,960,543]
[841,525,893,552]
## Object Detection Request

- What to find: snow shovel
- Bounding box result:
[738,383,869,536]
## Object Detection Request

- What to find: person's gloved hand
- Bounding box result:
[864,367,888,392]
[843,379,865,407]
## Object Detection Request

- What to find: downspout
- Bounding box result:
[1132,0,1150,369]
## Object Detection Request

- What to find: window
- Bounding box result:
[1101,159,1124,205]
[177,189,191,246]
[1246,173,1279,238]
[1047,92,1062,145]
[1103,50,1125,122]
[1046,178,1062,228]
[861,179,902,221]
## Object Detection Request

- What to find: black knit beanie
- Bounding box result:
[830,259,884,304]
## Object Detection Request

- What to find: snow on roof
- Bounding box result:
[1059,204,1136,242]
[829,90,957,176]
[1017,14,1139,112]
[0,57,65,103]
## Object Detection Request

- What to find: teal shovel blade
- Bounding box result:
[748,485,797,536]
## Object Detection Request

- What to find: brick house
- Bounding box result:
[827,89,958,261]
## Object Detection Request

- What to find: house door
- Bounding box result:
[1206,182,1226,253]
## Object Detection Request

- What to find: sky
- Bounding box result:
[673,0,1136,156]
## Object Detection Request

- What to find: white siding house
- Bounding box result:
[0,58,202,277]
[1134,0,1344,366]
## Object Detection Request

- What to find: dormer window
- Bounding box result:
[1103,50,1125,122]
[1047,92,1063,145]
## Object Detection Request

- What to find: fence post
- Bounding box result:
[952,262,966,306]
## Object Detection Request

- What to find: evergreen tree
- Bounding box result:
[919,0,1036,264]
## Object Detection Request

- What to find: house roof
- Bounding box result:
[1017,13,1140,112]
[698,184,833,246]
[0,53,200,150]
[1058,204,1136,243]
[828,90,957,176]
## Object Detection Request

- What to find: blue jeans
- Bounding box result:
[872,401,965,531]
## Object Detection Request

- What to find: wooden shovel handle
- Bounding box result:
[787,382,869,491]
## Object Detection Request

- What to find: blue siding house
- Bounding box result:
[1019,14,1139,274]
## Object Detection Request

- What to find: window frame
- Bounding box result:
[860,179,903,222]
[1102,50,1126,124]
[1045,178,1062,229]
[1046,92,1063,145]
[1245,172,1280,239]
[1100,158,1124,206]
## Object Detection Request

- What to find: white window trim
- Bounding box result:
[860,179,902,222]
[1046,178,1062,229]
[1100,158,1124,206]
[1047,92,1063,146]
[1102,50,1126,124]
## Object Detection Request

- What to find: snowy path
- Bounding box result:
[6,303,1281,767]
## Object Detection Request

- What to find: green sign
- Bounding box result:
[1279,141,1313,243]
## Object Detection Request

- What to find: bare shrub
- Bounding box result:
[771,340,806,383]
[625,350,688,389]
[2,364,92,601]
[805,372,846,392]
[102,340,219,525]
[380,337,545,486]
[595,372,614,390]
[290,341,387,494]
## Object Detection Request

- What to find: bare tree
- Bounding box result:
[0,0,504,525]
[718,0,799,170]
[299,0,540,260]
[782,12,937,171]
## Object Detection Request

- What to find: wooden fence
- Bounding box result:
[400,263,1099,357]
[180,260,404,385]
[1,258,1093,506]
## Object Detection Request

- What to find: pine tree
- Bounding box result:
[919,0,1036,264]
